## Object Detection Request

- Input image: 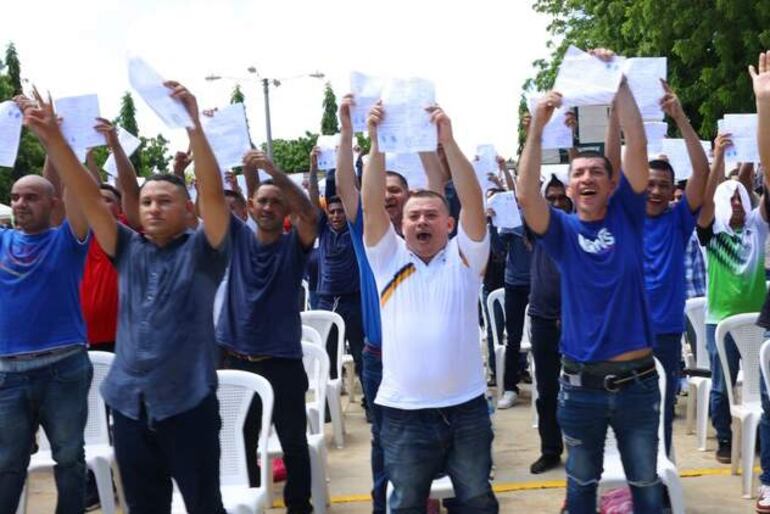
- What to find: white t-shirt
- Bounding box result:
[365,223,490,409]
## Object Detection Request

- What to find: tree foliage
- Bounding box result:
[266,131,319,173]
[320,83,338,135]
[230,84,245,105]
[527,0,770,139]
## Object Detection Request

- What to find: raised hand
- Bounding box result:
[564,110,577,132]
[714,133,733,160]
[367,101,384,143]
[164,81,200,126]
[588,48,616,63]
[172,151,191,176]
[21,87,63,147]
[520,112,532,135]
[339,94,354,132]
[243,150,276,176]
[309,146,320,170]
[427,105,454,145]
[659,81,686,122]
[749,51,770,102]
[94,118,120,149]
[531,92,562,132]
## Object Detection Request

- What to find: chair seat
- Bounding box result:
[729,401,762,420]
[172,485,267,514]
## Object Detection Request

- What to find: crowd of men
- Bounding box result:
[4,48,770,514]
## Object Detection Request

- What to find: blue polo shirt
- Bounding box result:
[501,225,532,287]
[538,175,653,362]
[0,221,89,356]
[349,202,382,347]
[101,224,229,421]
[643,198,698,336]
[316,212,360,296]
[216,215,309,359]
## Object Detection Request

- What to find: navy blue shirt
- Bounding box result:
[538,175,653,362]
[217,216,309,359]
[316,212,360,296]
[501,225,532,286]
[643,197,697,336]
[528,230,561,320]
[349,202,383,347]
[101,225,229,421]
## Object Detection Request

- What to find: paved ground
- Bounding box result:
[25,384,764,513]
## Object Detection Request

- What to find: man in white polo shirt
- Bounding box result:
[362,102,497,513]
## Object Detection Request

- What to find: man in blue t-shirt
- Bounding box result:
[518,67,662,513]
[217,150,318,514]
[0,169,91,514]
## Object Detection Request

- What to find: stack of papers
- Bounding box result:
[0,101,23,168]
[201,103,252,174]
[378,77,437,154]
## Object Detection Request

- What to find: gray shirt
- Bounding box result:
[101,225,229,421]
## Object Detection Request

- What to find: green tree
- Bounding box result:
[114,92,143,172]
[138,134,171,175]
[320,83,338,135]
[355,133,371,155]
[230,84,245,104]
[528,0,770,139]
[267,132,319,172]
[4,43,22,96]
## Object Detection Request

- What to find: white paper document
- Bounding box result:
[487,191,522,229]
[377,77,437,154]
[385,153,427,190]
[316,134,340,170]
[660,138,711,180]
[350,72,384,133]
[644,121,668,155]
[552,45,624,107]
[472,144,499,191]
[54,94,103,155]
[103,126,142,177]
[721,114,759,162]
[129,57,194,129]
[623,57,666,121]
[0,101,23,168]
[202,103,252,173]
[526,95,573,149]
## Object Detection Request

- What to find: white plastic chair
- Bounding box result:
[265,339,330,514]
[386,475,454,514]
[682,297,712,451]
[599,358,685,513]
[172,370,275,514]
[715,312,764,498]
[301,311,347,448]
[17,351,125,514]
[301,279,311,311]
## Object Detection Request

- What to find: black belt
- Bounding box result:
[3,346,78,361]
[224,349,272,363]
[561,364,657,392]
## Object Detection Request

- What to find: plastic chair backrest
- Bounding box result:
[684,297,708,370]
[216,369,274,488]
[301,310,345,380]
[760,340,770,400]
[486,288,506,348]
[479,286,488,335]
[715,312,764,407]
[301,279,311,311]
[301,341,330,434]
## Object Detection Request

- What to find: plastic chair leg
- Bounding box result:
[686,383,696,434]
[661,468,686,514]
[731,417,740,476]
[742,417,758,498]
[92,459,116,514]
[327,389,345,449]
[696,381,711,451]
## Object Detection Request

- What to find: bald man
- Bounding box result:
[0,172,92,513]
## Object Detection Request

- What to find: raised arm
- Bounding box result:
[85,149,102,183]
[41,156,66,227]
[615,79,648,192]
[604,103,622,175]
[361,103,390,247]
[307,147,322,210]
[420,151,450,195]
[697,133,730,228]
[516,93,559,235]
[750,50,770,220]
[660,82,709,211]
[95,119,141,228]
[336,94,360,221]
[21,90,113,248]
[497,155,515,191]
[244,150,318,247]
[167,81,228,248]
[428,106,485,241]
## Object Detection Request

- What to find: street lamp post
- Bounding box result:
[205,69,325,162]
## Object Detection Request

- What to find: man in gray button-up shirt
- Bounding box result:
[21,82,230,513]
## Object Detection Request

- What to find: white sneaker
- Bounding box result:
[496,390,518,409]
[756,484,770,513]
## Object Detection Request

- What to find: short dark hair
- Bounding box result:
[649,159,675,185]
[254,178,277,197]
[676,179,687,191]
[544,175,565,194]
[224,189,246,206]
[99,183,122,201]
[405,189,451,214]
[326,195,343,208]
[569,151,614,178]
[385,171,409,191]
[140,174,190,199]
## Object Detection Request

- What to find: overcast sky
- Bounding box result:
[3,0,552,160]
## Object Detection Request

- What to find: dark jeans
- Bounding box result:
[558,374,662,514]
[112,391,226,514]
[223,355,313,514]
[530,315,563,457]
[481,285,505,377]
[706,323,740,444]
[362,346,386,514]
[318,293,365,384]
[503,284,530,392]
[381,395,498,514]
[653,333,682,456]
[761,372,770,485]
[0,348,92,514]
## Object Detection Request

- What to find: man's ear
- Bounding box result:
[447,215,456,234]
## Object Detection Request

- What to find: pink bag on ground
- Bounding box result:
[599,487,633,514]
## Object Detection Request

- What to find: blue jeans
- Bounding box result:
[653,333,682,456]
[0,348,93,514]
[761,376,770,485]
[362,347,386,514]
[557,374,662,514]
[381,395,498,514]
[706,323,740,444]
[481,285,504,377]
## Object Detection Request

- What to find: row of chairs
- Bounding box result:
[17,325,337,514]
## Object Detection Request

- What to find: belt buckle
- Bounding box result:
[603,374,620,392]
